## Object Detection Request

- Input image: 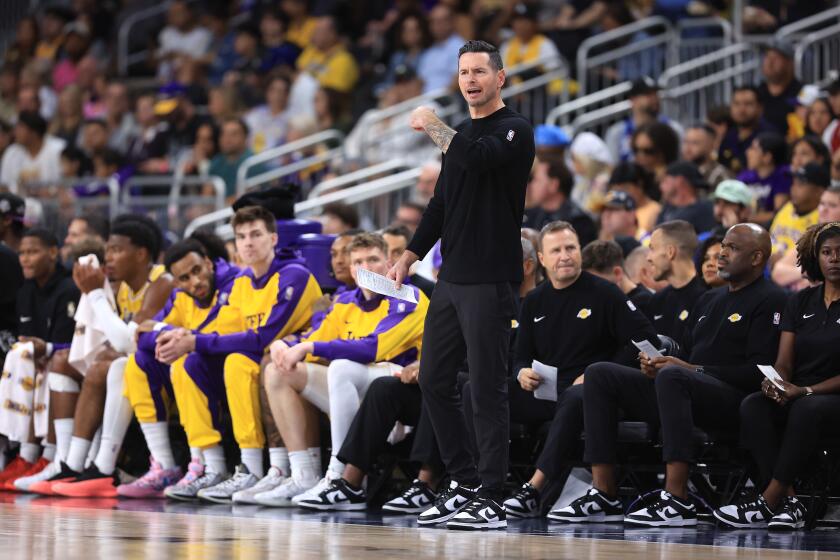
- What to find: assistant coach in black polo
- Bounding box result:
[389,40,535,531]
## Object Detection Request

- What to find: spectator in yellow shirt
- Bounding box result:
[296,16,359,94]
[770,163,828,268]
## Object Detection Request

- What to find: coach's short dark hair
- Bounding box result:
[382,224,412,242]
[22,227,58,248]
[164,239,208,271]
[458,40,503,72]
[582,240,624,273]
[653,220,698,258]
[323,202,360,229]
[538,220,578,251]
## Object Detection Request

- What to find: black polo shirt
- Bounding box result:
[649,275,708,349]
[780,284,840,387]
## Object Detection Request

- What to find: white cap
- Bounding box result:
[570,132,613,165]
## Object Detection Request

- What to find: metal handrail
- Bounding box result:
[576,16,674,94]
[570,100,632,137]
[776,5,840,41]
[794,23,840,84]
[122,174,226,213]
[19,176,120,218]
[117,2,172,76]
[677,17,733,42]
[545,81,633,126]
[658,43,760,86]
[309,160,409,198]
[235,129,346,195]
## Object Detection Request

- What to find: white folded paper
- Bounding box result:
[355,267,419,303]
[757,365,785,391]
[633,339,663,358]
[532,359,558,402]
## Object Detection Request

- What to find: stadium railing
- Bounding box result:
[308,159,411,198]
[18,176,119,233]
[545,81,633,128]
[794,22,840,86]
[120,174,226,235]
[776,5,840,43]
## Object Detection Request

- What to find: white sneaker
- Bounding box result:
[292,473,338,505]
[232,467,286,505]
[254,475,319,507]
[14,460,61,492]
[197,465,259,504]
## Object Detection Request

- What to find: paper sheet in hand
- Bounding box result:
[532,359,558,402]
[757,365,785,391]
[633,339,663,358]
[355,268,418,303]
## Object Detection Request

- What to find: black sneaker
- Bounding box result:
[417,480,477,525]
[446,496,507,530]
[624,490,697,527]
[503,483,540,518]
[768,497,807,531]
[381,479,437,514]
[713,494,773,529]
[547,487,624,523]
[297,478,367,511]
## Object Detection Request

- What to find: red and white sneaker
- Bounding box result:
[0,456,33,488]
[4,457,49,491]
[52,465,118,498]
[117,459,183,499]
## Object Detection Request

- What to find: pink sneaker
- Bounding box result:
[117,459,183,499]
[163,458,206,500]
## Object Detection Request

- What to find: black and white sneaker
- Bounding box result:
[446,496,507,530]
[547,487,624,523]
[768,497,807,531]
[713,494,773,529]
[417,480,477,525]
[381,479,437,514]
[503,483,540,518]
[297,478,367,511]
[624,490,697,527]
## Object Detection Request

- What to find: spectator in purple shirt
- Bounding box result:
[719,86,777,175]
[738,131,791,225]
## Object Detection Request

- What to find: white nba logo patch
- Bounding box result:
[627,300,637,311]
[506,129,515,141]
[773,312,780,325]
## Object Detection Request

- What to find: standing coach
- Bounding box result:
[388,40,535,531]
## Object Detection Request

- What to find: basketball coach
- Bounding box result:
[388,40,535,531]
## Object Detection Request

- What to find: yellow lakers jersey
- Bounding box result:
[117,264,166,322]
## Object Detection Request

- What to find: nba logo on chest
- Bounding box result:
[506,129,515,141]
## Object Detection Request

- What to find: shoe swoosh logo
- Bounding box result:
[445,495,467,511]
[411,494,428,507]
[654,315,664,321]
[327,490,348,503]
[534,316,546,323]
[746,511,764,523]
[803,313,815,319]
[661,506,681,519]
[583,503,601,515]
[479,507,498,522]
[20,317,31,322]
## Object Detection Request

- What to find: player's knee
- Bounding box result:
[84,360,111,388]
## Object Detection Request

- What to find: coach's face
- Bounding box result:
[539,229,581,285]
[458,52,504,109]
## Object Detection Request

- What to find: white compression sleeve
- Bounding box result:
[86,289,137,354]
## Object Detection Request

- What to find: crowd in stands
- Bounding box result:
[1,0,840,534]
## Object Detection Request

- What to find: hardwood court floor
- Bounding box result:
[2,495,840,559]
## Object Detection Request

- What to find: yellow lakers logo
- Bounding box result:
[577,308,592,319]
[679,310,689,321]
[20,377,35,392]
[728,313,742,323]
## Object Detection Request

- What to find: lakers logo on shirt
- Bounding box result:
[245,313,266,330]
[67,301,76,318]
[678,309,689,321]
[577,308,592,319]
[728,313,742,323]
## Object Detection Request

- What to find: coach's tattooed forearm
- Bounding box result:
[424,116,456,153]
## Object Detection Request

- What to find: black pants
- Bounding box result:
[418,280,516,497]
[740,392,840,487]
[462,378,557,459]
[583,362,744,464]
[534,384,585,479]
[337,376,442,473]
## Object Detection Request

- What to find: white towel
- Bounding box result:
[68,254,116,375]
[0,342,36,442]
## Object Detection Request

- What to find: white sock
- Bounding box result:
[327,455,344,479]
[54,419,74,462]
[42,443,56,462]
[190,447,202,461]
[269,447,289,476]
[66,437,92,472]
[290,450,318,482]
[85,428,101,469]
[203,446,226,475]
[307,446,322,473]
[140,422,176,470]
[20,443,40,463]
[95,358,133,475]
[240,448,264,477]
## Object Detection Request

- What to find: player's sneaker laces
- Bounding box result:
[254,475,318,507]
[624,490,697,527]
[297,478,367,511]
[446,496,507,530]
[232,466,286,505]
[381,479,437,514]
[197,464,258,504]
[417,480,477,525]
[504,482,540,518]
[547,487,624,523]
[117,459,182,499]
[768,496,807,531]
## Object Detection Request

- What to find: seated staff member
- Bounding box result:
[117,238,239,499]
[498,221,658,519]
[556,224,787,527]
[582,240,654,319]
[156,206,322,502]
[646,220,709,349]
[714,222,840,531]
[256,233,428,508]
